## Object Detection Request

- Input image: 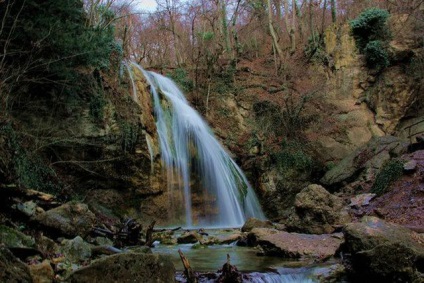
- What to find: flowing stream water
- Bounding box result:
[132,63,265,228]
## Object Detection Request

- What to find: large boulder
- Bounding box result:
[34,202,96,237]
[321,136,408,188]
[0,247,32,283]
[241,217,274,232]
[247,228,343,260]
[60,236,92,262]
[343,216,424,282]
[285,184,350,234]
[67,253,175,283]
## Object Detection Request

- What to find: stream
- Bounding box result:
[151,229,344,283]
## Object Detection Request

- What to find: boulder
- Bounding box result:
[0,225,35,248]
[343,216,424,282]
[177,231,202,244]
[34,202,96,237]
[321,136,408,188]
[0,247,32,283]
[241,217,274,232]
[28,260,54,283]
[67,253,175,283]
[285,184,350,234]
[247,228,343,260]
[60,236,92,262]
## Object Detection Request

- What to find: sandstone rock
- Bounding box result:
[60,236,92,262]
[29,260,54,283]
[321,136,408,187]
[177,231,202,244]
[343,216,424,282]
[67,253,175,283]
[247,228,343,260]
[241,217,274,232]
[0,225,35,248]
[0,247,32,283]
[285,184,350,234]
[34,202,96,237]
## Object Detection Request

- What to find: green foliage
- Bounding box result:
[364,40,390,69]
[350,8,391,70]
[0,123,60,193]
[350,8,391,51]
[119,121,139,153]
[371,159,404,196]
[272,140,313,173]
[167,68,193,92]
[304,35,328,64]
[0,0,116,91]
[199,31,215,41]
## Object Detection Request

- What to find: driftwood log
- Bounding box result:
[178,249,198,283]
[218,254,242,283]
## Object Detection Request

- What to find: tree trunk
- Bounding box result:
[290,0,296,54]
[331,0,336,23]
[267,0,283,60]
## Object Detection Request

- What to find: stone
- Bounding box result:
[177,231,202,244]
[343,216,424,282]
[241,217,274,232]
[285,184,350,234]
[0,225,35,248]
[0,247,32,283]
[247,228,343,260]
[29,260,54,283]
[404,160,417,172]
[349,193,376,208]
[67,253,175,283]
[60,236,92,262]
[34,202,96,237]
[16,201,37,217]
[216,232,242,244]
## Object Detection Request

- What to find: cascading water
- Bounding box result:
[130,63,264,228]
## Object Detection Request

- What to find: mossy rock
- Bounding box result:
[0,225,35,248]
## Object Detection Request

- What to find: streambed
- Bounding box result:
[151,229,344,282]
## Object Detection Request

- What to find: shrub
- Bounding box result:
[350,8,391,51]
[350,8,391,70]
[364,40,390,69]
[168,68,193,92]
[272,140,313,173]
[371,159,403,196]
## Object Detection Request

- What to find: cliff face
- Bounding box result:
[202,16,423,219]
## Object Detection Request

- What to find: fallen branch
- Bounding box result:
[178,249,198,283]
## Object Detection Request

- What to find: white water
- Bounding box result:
[131,63,265,228]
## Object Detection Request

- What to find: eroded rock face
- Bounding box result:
[67,253,175,283]
[321,136,408,188]
[34,202,96,238]
[247,228,343,260]
[0,225,35,248]
[0,247,32,283]
[343,216,424,282]
[285,184,350,234]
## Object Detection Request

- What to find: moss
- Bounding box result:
[371,159,404,196]
[0,225,35,248]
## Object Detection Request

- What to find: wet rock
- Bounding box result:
[343,216,424,282]
[217,232,241,244]
[0,225,35,248]
[314,264,346,283]
[247,228,343,260]
[0,247,32,283]
[34,202,96,237]
[285,185,350,234]
[349,193,376,208]
[34,235,59,256]
[177,231,202,244]
[67,253,175,283]
[28,260,54,283]
[241,217,274,232]
[321,136,408,188]
[60,236,92,262]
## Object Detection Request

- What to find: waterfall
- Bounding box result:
[131,63,265,228]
